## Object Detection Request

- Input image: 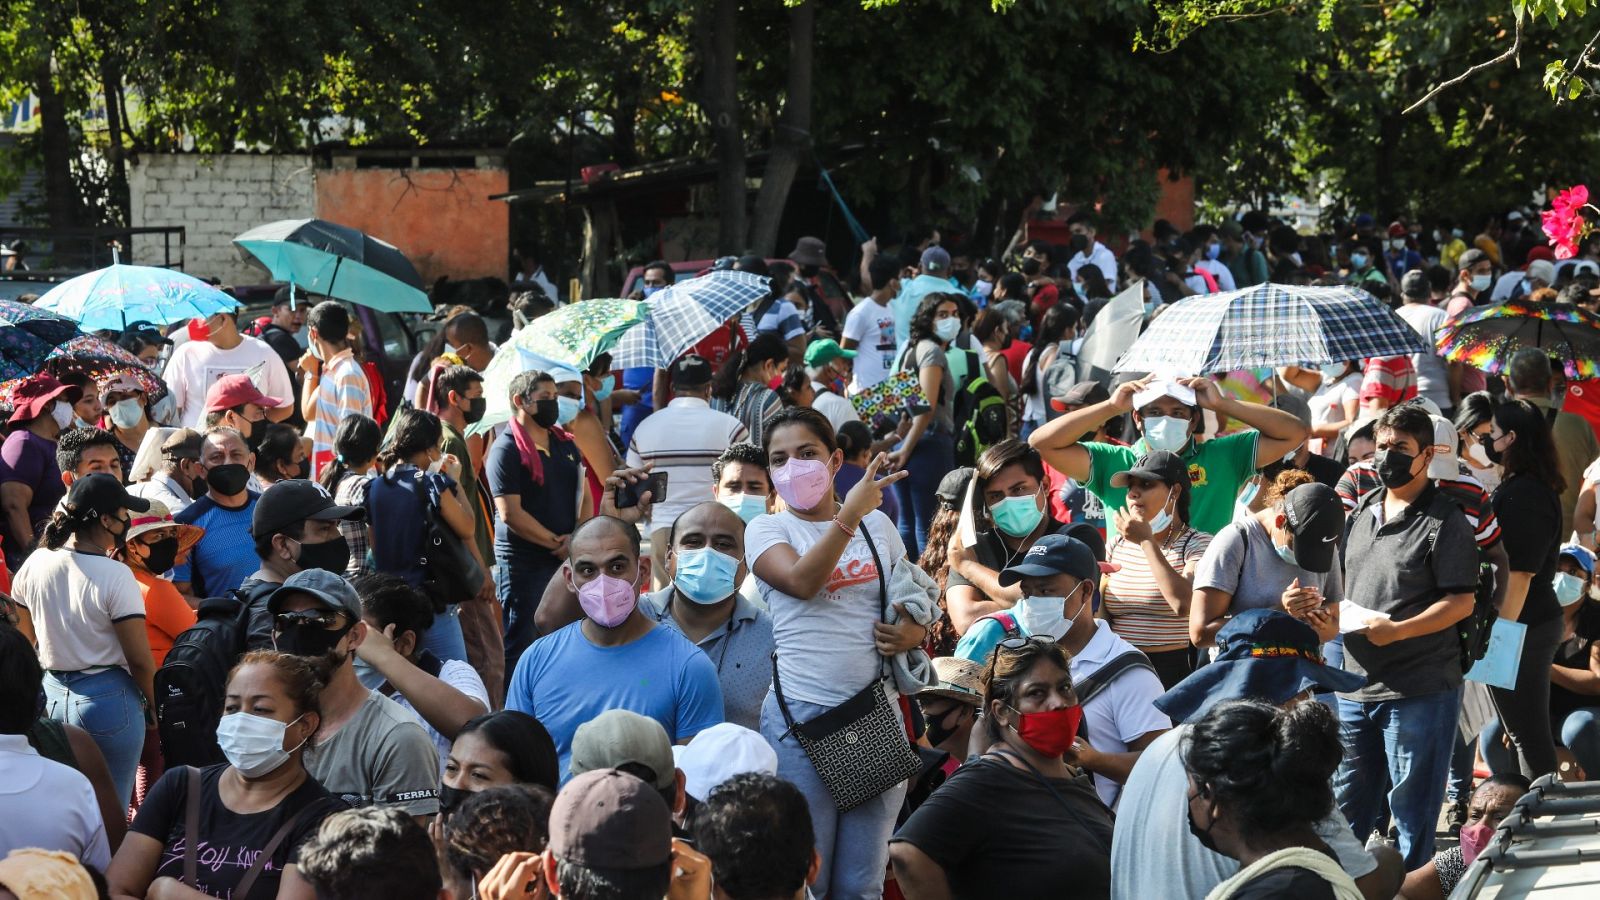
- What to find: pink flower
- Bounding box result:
[1544,185,1591,260]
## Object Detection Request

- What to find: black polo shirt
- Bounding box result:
[1342,484,1479,702]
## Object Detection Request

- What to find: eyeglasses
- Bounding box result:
[987,634,1057,681]
[274,609,349,631]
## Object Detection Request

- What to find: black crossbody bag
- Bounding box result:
[771,523,921,811]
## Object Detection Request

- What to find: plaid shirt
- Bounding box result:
[334,471,373,577]
[1336,460,1502,549]
[308,349,372,481]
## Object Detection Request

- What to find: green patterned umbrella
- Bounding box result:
[511,299,648,369]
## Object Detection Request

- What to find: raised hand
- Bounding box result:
[841,452,909,526]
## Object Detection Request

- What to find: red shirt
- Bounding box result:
[1562,380,1600,443]
[1029,282,1060,324]
[1000,340,1033,384]
[689,320,745,370]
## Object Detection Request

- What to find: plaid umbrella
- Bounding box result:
[1114,283,1432,374]
[0,300,90,381]
[1436,300,1600,380]
[610,270,771,369]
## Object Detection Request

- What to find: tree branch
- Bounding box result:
[1403,13,1522,114]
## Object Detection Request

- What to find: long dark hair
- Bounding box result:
[1181,699,1343,843]
[1494,399,1565,493]
[318,414,383,493]
[254,423,302,481]
[713,332,788,403]
[1020,304,1079,396]
[452,711,560,791]
[1077,265,1112,301]
[908,292,958,346]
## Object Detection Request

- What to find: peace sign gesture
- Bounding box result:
[840,452,909,527]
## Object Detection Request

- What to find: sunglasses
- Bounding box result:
[273,609,349,631]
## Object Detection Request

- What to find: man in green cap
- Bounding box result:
[803,339,861,434]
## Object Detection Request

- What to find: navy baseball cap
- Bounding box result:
[1155,609,1365,724]
[999,533,1101,587]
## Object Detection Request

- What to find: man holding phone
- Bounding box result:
[626,356,750,590]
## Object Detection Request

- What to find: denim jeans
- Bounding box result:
[418,603,468,663]
[44,667,146,809]
[497,552,562,685]
[1334,687,1461,869]
[1482,707,1600,783]
[894,430,954,558]
[761,691,907,900]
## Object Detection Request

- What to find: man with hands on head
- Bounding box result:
[1030,375,1308,536]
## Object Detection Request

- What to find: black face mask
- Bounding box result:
[273,620,353,659]
[531,398,560,429]
[293,535,351,575]
[177,463,203,500]
[437,783,471,817]
[463,397,487,425]
[923,707,963,748]
[1478,432,1504,465]
[106,514,130,550]
[1374,448,1420,490]
[140,536,180,574]
[206,463,252,496]
[235,414,263,451]
[284,458,309,481]
[1187,793,1221,852]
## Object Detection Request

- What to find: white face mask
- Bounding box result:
[216,711,306,778]
[1142,416,1190,452]
[934,317,962,342]
[426,455,444,474]
[1015,583,1084,642]
[1465,441,1493,468]
[109,398,144,430]
[1554,571,1586,607]
[50,401,74,430]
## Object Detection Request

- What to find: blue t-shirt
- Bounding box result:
[365,464,454,588]
[619,366,656,452]
[172,493,260,597]
[506,620,725,781]
[485,428,582,563]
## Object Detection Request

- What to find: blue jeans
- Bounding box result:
[497,552,562,684]
[1482,708,1600,783]
[1334,687,1462,869]
[761,691,907,900]
[894,430,954,558]
[419,603,468,663]
[44,667,146,809]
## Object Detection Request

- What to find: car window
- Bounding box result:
[371,310,413,360]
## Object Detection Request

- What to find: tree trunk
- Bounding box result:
[100,53,129,226]
[697,0,746,255]
[35,61,79,229]
[582,201,619,298]
[611,68,641,168]
[748,0,814,256]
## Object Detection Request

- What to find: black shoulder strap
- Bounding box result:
[184,767,201,887]
[1074,650,1156,706]
[234,796,344,898]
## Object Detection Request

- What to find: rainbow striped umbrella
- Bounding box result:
[1436,300,1600,380]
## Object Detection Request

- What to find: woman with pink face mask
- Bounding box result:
[747,407,928,900]
[1398,773,1530,899]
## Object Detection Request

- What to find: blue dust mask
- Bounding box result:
[673,547,741,605]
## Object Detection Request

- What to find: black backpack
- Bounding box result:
[155,591,251,768]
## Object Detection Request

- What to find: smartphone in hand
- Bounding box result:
[615,471,668,508]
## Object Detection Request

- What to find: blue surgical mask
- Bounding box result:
[444,342,459,357]
[719,492,767,523]
[556,396,583,426]
[353,656,386,691]
[934,317,961,343]
[1470,273,1493,293]
[990,493,1045,538]
[1142,416,1190,453]
[1350,252,1370,269]
[641,284,662,298]
[1554,571,1586,607]
[1204,243,1222,261]
[1274,541,1299,567]
[1237,480,1261,508]
[673,547,741,605]
[594,374,615,402]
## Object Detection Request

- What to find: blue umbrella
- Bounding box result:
[610,270,771,368]
[33,264,238,332]
[234,218,432,314]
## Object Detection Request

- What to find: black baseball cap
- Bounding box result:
[671,354,714,389]
[1400,269,1431,301]
[1050,380,1111,412]
[1281,482,1343,573]
[66,473,151,518]
[1109,450,1188,488]
[1457,248,1489,271]
[251,479,365,538]
[935,467,975,508]
[999,533,1101,586]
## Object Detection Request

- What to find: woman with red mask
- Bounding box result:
[890,637,1112,900]
[1397,774,1531,900]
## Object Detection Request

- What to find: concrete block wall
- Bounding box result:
[129,154,315,284]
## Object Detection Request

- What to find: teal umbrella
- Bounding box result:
[233,218,431,313]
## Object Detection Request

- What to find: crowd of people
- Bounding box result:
[1,206,1597,900]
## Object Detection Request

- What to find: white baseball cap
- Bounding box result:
[671,723,778,801]
[1427,414,1458,480]
[1132,378,1197,410]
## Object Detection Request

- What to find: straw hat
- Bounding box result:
[914,656,986,707]
[126,499,203,559]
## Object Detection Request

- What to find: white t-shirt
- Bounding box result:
[843,298,898,391]
[392,658,491,774]
[13,547,145,671]
[1394,303,1452,409]
[746,509,905,706]
[165,335,296,428]
[810,384,860,434]
[625,397,750,532]
[1196,258,1237,293]
[0,734,110,872]
[1306,372,1360,454]
[1071,620,1171,808]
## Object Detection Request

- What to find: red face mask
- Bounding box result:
[1459,821,1495,866]
[1007,704,1083,757]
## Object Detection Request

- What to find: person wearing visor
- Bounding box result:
[267,568,441,820]
[1101,450,1212,689]
[957,533,1169,809]
[1031,375,1307,537]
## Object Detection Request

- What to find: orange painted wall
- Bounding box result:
[314,167,509,283]
[1153,169,1196,233]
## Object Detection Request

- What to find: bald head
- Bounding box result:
[666,502,749,602]
[670,502,746,551]
[565,515,642,593]
[444,312,489,347]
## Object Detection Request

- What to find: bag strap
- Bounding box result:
[234,797,340,898]
[1073,650,1156,707]
[980,610,1022,638]
[184,766,201,887]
